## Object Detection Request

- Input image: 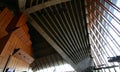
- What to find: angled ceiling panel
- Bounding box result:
[24,0,91,71]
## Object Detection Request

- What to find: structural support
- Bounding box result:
[27,15,76,68]
[18,0,26,11]
[75,57,93,72]
[25,0,70,14]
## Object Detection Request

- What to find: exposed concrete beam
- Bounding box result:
[75,57,93,72]
[27,15,76,68]
[25,0,70,14]
[18,0,26,11]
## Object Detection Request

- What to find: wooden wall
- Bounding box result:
[0,8,33,72]
[0,8,13,39]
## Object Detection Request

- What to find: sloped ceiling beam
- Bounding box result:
[25,0,70,14]
[27,15,76,68]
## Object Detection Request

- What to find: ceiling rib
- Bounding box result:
[54,6,80,63]
[69,2,86,61]
[53,5,79,63]
[24,0,91,71]
[65,2,83,62]
[72,0,89,58]
[32,12,77,64]
[25,0,70,14]
[27,15,76,68]
[45,7,79,63]
[29,0,90,65]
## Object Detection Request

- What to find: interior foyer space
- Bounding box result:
[0,0,120,72]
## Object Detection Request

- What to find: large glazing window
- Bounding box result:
[85,0,120,71]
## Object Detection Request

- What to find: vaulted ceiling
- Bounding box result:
[0,0,91,71]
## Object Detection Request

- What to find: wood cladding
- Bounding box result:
[6,12,26,32]
[0,8,33,72]
[7,56,29,72]
[0,35,10,54]
[0,8,13,39]
[0,29,8,39]
[12,24,32,47]
[13,49,34,64]
[0,8,13,29]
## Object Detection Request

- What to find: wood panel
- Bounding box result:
[0,29,8,39]
[13,49,34,64]
[0,8,13,29]
[0,8,33,71]
[0,29,33,71]
[0,7,13,39]
[11,26,32,55]
[0,35,10,54]
[12,24,32,54]
[0,8,8,21]
[6,13,26,32]
[16,13,26,27]
[0,11,13,29]
[0,33,19,69]
[7,56,29,72]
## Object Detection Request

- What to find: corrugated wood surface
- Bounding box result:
[0,7,13,39]
[0,8,13,29]
[0,27,32,71]
[0,9,13,29]
[0,8,33,71]
[12,24,32,47]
